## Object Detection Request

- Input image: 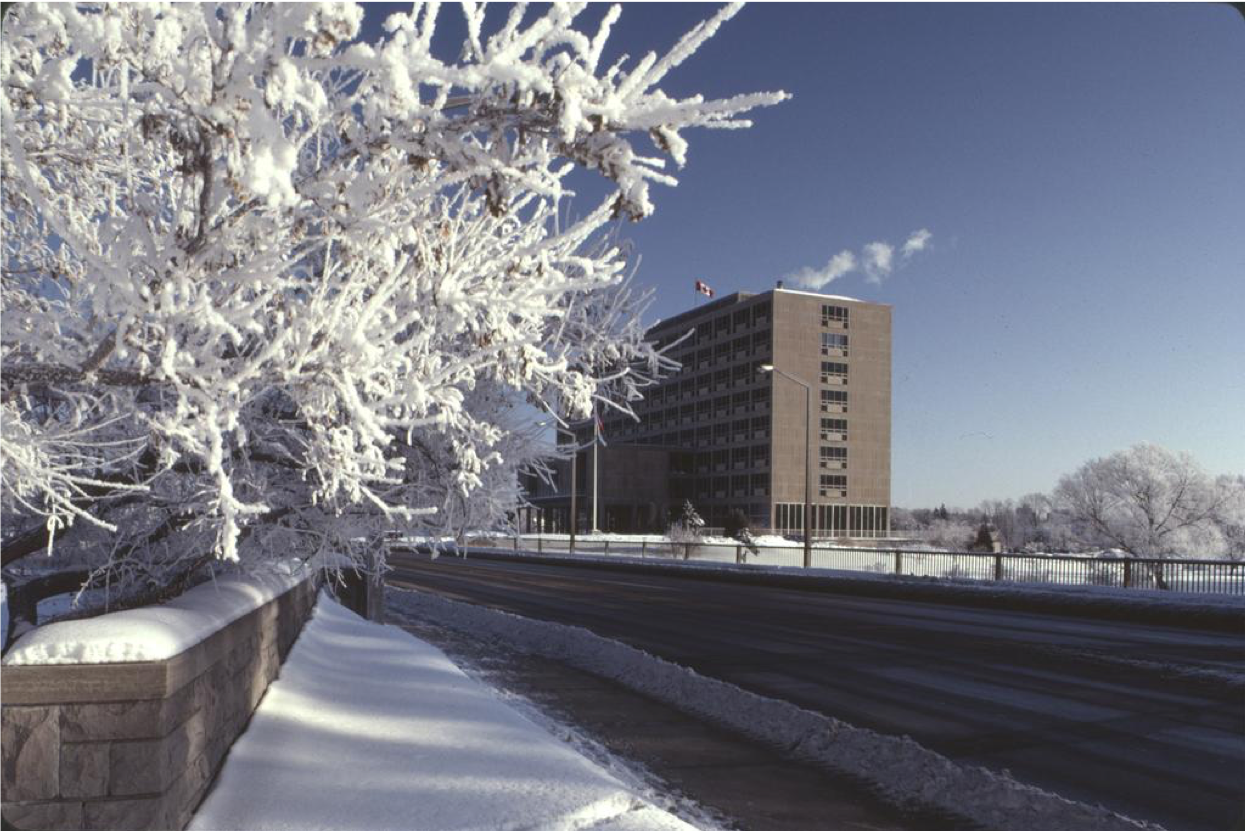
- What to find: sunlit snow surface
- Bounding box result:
[2,565,305,665]
[189,593,699,831]
[388,587,1165,831]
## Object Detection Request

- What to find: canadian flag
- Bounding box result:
[695,279,714,297]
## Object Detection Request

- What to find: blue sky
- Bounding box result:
[360,4,1245,508]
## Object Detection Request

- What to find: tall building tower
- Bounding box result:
[522,287,892,539]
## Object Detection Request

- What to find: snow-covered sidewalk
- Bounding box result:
[189,592,700,831]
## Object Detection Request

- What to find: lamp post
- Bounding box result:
[758,364,812,569]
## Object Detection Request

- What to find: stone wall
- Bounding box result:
[2,577,318,831]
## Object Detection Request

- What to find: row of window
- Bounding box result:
[672,474,771,500]
[774,503,889,537]
[643,383,769,411]
[820,332,848,353]
[821,304,849,326]
[819,474,847,496]
[625,399,770,433]
[821,360,848,375]
[820,417,847,433]
[650,360,772,397]
[667,331,772,368]
[652,301,773,351]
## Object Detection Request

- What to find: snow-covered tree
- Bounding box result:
[667,499,704,544]
[0,3,787,608]
[1053,444,1234,582]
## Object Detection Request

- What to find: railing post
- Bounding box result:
[513,536,519,551]
[604,540,610,555]
[736,545,742,565]
[537,536,543,554]
[684,543,690,561]
[994,554,1003,581]
[894,550,902,576]
[1123,559,1132,588]
[641,539,647,557]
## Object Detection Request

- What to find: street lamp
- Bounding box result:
[758,364,812,569]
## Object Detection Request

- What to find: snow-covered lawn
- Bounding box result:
[475,535,1245,595]
[453,547,1245,620]
[190,592,704,831]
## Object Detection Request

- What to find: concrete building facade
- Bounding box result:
[521,287,891,538]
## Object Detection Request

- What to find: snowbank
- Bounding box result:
[190,592,700,831]
[388,587,1165,831]
[2,564,309,666]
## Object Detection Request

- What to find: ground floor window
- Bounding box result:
[773,502,890,537]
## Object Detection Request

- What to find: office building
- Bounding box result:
[521,286,891,538]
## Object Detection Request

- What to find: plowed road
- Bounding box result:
[388,556,1245,831]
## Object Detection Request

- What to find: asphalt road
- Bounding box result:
[388,556,1245,831]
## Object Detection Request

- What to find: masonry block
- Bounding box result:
[3,799,85,831]
[2,705,60,800]
[2,576,317,831]
[59,742,109,798]
[109,737,168,796]
[83,795,166,831]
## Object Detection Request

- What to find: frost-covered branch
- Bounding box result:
[1,2,787,596]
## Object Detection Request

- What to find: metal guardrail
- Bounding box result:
[468,536,1245,596]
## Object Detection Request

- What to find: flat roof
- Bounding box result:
[647,291,758,335]
[774,287,892,307]
[648,286,890,336]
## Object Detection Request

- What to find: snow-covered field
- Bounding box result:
[476,534,1245,595]
[191,592,711,831]
[448,546,1245,623]
[388,586,1166,831]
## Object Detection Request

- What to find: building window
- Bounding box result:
[821,304,849,327]
[820,417,847,441]
[776,502,805,532]
[819,445,847,469]
[819,474,846,497]
[820,332,848,356]
[819,389,848,412]
[820,360,848,382]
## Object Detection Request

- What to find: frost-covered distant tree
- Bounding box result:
[0,3,786,608]
[1053,444,1234,585]
[920,518,974,550]
[1210,475,1245,561]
